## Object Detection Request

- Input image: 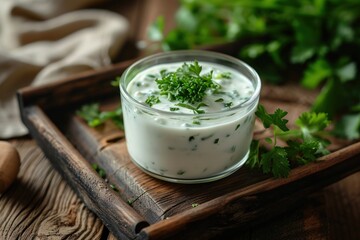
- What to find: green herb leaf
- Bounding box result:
[333,114,360,140]
[255,105,289,132]
[336,61,357,83]
[246,140,260,169]
[156,60,220,104]
[176,102,207,114]
[145,95,161,107]
[224,102,233,108]
[76,103,124,129]
[170,107,180,111]
[301,59,332,89]
[110,77,121,87]
[261,147,290,178]
[215,72,232,79]
[148,16,165,41]
[296,112,330,135]
[285,140,319,165]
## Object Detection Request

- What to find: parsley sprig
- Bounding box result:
[145,95,160,107]
[154,60,220,104]
[76,103,124,129]
[247,104,331,178]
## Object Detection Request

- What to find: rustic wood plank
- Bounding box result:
[17,59,134,111]
[0,139,104,239]
[18,106,149,240]
[324,172,360,240]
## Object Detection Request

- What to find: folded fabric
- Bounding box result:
[0,0,129,139]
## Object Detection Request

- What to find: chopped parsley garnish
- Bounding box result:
[145,95,160,107]
[224,102,233,108]
[177,170,186,175]
[201,134,214,141]
[110,184,119,192]
[144,61,239,114]
[155,60,220,104]
[92,164,119,192]
[176,102,207,114]
[247,104,331,178]
[170,107,180,111]
[146,74,157,79]
[192,121,201,125]
[215,72,231,79]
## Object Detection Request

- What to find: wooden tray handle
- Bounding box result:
[20,105,149,239]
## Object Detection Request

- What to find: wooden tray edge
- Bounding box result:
[17,103,149,239]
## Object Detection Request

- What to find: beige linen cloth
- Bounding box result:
[0,0,129,139]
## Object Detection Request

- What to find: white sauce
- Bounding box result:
[127,62,254,114]
[122,61,258,182]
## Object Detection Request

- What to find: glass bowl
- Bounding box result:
[119,50,261,184]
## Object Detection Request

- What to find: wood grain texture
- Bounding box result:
[324,172,360,240]
[0,139,104,240]
[19,106,149,239]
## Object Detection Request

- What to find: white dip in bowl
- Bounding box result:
[120,50,261,183]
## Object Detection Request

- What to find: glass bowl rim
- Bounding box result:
[119,50,261,118]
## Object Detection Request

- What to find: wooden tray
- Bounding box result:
[17,45,360,239]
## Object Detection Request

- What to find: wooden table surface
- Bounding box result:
[0,137,359,240]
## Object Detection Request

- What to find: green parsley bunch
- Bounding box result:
[247,105,331,178]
